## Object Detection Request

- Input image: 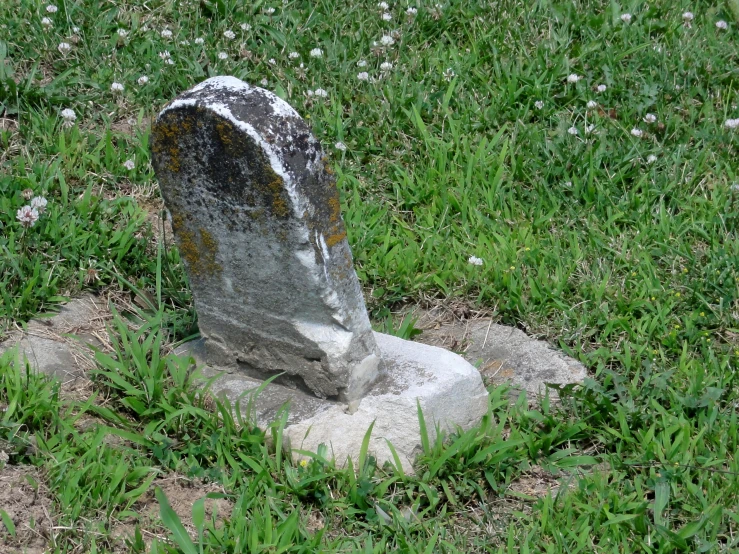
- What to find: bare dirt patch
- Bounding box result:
[110,115,152,137]
[0,116,18,131]
[0,465,53,554]
[108,475,233,547]
[506,465,570,499]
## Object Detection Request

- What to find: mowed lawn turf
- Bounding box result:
[1,0,739,552]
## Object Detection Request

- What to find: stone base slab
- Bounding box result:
[179,332,489,472]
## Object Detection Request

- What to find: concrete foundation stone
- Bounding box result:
[179,331,489,473]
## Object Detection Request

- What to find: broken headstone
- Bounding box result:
[152,77,490,471]
[150,76,381,402]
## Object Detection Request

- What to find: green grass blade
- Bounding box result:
[358,420,376,473]
[0,509,16,537]
[417,400,430,455]
[155,487,197,554]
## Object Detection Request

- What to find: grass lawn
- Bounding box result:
[2,0,739,551]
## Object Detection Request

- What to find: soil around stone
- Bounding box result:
[135,476,233,527]
[0,465,53,554]
[108,475,234,548]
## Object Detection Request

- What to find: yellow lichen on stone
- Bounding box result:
[322,156,336,176]
[268,177,289,217]
[325,230,347,248]
[216,120,234,146]
[327,194,341,225]
[152,116,187,173]
[255,163,290,219]
[172,213,222,277]
[323,191,347,247]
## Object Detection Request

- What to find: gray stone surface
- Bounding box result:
[2,335,80,380]
[150,76,382,402]
[418,318,587,399]
[0,294,105,384]
[179,332,490,472]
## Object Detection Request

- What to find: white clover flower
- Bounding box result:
[643,113,657,124]
[443,67,455,81]
[682,12,694,21]
[357,59,368,67]
[165,58,174,65]
[60,108,76,127]
[468,256,483,266]
[567,126,578,135]
[57,42,72,54]
[41,17,53,27]
[123,159,135,170]
[378,1,389,9]
[161,29,173,39]
[313,88,328,97]
[218,51,228,60]
[111,82,124,92]
[223,29,235,40]
[567,73,580,83]
[597,84,607,92]
[260,78,269,86]
[731,183,739,192]
[585,123,596,135]
[357,71,369,81]
[335,141,347,151]
[406,7,417,16]
[310,48,323,58]
[264,7,276,15]
[117,28,128,37]
[716,20,728,30]
[16,206,39,227]
[195,37,205,44]
[564,181,572,187]
[137,75,149,85]
[159,50,171,60]
[646,154,658,164]
[266,58,275,65]
[380,35,395,46]
[630,128,643,137]
[534,100,544,109]
[31,196,48,213]
[586,100,597,109]
[179,40,190,46]
[289,51,300,59]
[620,13,632,23]
[46,4,58,13]
[72,26,80,33]
[380,61,393,71]
[725,118,739,129]
[241,23,252,31]
[382,12,392,21]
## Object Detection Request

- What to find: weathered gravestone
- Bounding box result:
[150,76,381,402]
[150,76,489,470]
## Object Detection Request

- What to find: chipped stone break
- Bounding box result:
[150,76,383,401]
